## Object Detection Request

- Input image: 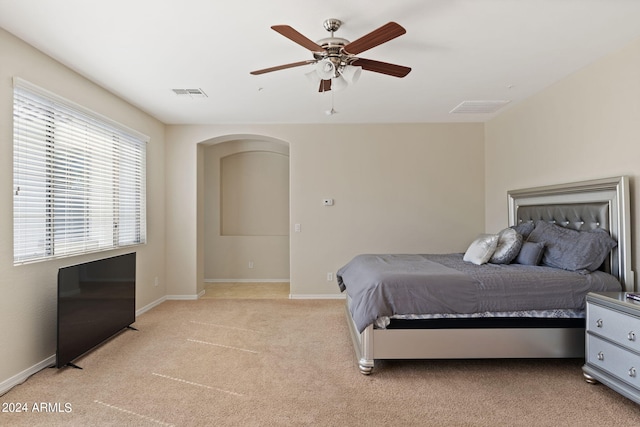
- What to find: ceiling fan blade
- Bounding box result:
[250,60,316,75]
[272,25,324,52]
[319,79,331,92]
[351,58,411,78]
[343,22,406,55]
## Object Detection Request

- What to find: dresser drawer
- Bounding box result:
[587,303,640,352]
[587,334,640,388]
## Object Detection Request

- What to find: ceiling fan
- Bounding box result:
[250,19,412,92]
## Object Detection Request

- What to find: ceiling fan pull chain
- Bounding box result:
[326,90,337,116]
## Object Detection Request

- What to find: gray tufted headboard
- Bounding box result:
[507,176,633,292]
[516,203,610,232]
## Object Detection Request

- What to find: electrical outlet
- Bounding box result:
[327,272,333,281]
[154,277,159,287]
[248,261,254,269]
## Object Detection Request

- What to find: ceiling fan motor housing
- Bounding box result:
[313,39,354,70]
[315,18,356,71]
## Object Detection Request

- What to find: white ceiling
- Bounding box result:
[2,0,640,125]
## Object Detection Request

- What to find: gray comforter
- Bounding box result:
[337,253,622,333]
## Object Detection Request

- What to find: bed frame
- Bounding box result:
[346,176,634,374]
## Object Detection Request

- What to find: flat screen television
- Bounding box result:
[56,252,136,368]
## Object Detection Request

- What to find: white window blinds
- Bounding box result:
[13,79,148,264]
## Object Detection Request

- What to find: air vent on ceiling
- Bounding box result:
[449,100,510,114]
[172,88,208,98]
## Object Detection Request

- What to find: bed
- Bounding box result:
[337,176,634,375]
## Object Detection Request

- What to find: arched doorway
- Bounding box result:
[199,136,290,298]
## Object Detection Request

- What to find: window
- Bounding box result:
[13,78,147,264]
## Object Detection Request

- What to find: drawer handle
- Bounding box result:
[629,367,637,378]
[629,331,636,341]
[596,319,603,328]
[597,351,605,361]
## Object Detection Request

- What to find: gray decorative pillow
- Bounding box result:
[490,228,523,264]
[511,221,535,240]
[463,234,499,265]
[527,220,617,271]
[513,241,545,265]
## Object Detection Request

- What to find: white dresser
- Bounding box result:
[583,292,640,404]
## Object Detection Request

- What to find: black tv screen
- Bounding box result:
[56,252,136,368]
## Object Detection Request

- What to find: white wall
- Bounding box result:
[485,36,640,289]
[0,28,166,388]
[165,124,485,298]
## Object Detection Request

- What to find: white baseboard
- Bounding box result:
[204,279,290,283]
[0,355,55,396]
[165,291,204,300]
[289,294,346,300]
[136,296,167,317]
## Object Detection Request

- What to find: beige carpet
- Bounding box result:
[202,282,290,299]
[1,298,639,426]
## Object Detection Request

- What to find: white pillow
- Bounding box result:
[463,234,499,265]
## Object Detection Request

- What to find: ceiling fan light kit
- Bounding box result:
[250,18,411,96]
[307,59,361,92]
